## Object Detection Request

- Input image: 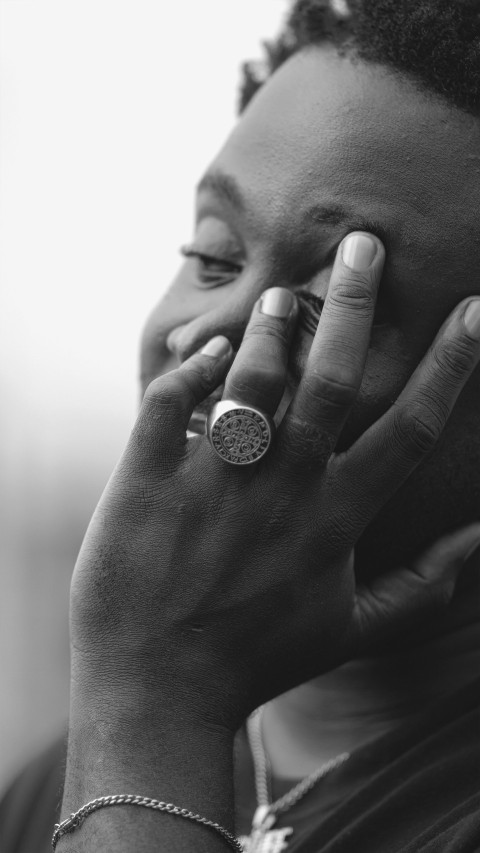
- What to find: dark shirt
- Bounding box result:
[1,679,479,853]
[0,738,64,853]
[234,678,480,852]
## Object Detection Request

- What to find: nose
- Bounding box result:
[164,287,265,364]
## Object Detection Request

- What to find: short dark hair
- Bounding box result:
[239,0,480,116]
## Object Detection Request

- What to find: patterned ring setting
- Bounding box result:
[206,400,274,466]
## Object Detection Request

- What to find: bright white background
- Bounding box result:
[0,0,288,792]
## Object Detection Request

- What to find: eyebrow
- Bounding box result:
[197,170,349,224]
[307,203,391,244]
[197,170,246,213]
[306,203,352,227]
[197,169,390,244]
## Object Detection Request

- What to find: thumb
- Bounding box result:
[132,336,233,461]
[353,523,480,649]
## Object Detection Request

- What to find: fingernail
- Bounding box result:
[342,233,377,271]
[464,299,480,339]
[260,287,295,318]
[200,336,232,358]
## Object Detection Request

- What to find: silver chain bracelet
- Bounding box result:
[52,794,244,852]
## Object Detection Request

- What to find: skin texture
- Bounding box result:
[141,46,480,576]
[62,263,480,850]
[59,47,480,852]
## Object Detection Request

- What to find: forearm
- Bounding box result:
[59,698,236,852]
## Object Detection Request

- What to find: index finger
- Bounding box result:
[277,232,385,467]
[222,287,298,416]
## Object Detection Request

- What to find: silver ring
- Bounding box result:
[206,400,275,466]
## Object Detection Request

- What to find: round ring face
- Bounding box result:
[210,407,272,465]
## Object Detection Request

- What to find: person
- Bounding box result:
[1,0,480,851]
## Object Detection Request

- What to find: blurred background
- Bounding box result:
[0,0,288,793]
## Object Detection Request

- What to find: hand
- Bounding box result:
[70,232,480,733]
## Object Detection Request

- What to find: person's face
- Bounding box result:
[141,46,480,575]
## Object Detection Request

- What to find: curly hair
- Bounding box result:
[239,0,480,116]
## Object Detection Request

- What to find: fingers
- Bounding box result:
[276,232,385,467]
[343,297,480,522]
[134,286,297,467]
[222,287,297,415]
[136,336,233,452]
[353,524,480,649]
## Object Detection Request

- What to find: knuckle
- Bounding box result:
[144,374,176,405]
[280,415,336,464]
[143,367,200,413]
[187,356,221,388]
[244,317,290,346]
[432,336,476,380]
[174,357,221,406]
[303,368,358,410]
[229,365,279,400]
[417,386,451,425]
[329,276,376,314]
[392,400,444,456]
[142,373,186,417]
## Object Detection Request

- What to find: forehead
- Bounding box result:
[209,47,480,252]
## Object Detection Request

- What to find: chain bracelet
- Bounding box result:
[52,794,244,852]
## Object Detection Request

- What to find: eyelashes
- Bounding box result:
[180,244,244,288]
[179,245,325,329]
[180,245,243,271]
[296,290,325,334]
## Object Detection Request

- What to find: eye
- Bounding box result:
[180,244,243,289]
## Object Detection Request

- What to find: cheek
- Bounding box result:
[340,332,414,450]
[288,325,413,448]
[384,235,477,355]
[139,299,184,393]
[354,326,413,420]
[139,267,213,390]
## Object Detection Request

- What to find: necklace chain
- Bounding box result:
[246,706,350,816]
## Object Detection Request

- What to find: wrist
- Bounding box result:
[61,703,236,852]
[70,647,244,733]
[64,697,235,801]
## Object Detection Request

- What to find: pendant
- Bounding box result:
[239,805,294,852]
